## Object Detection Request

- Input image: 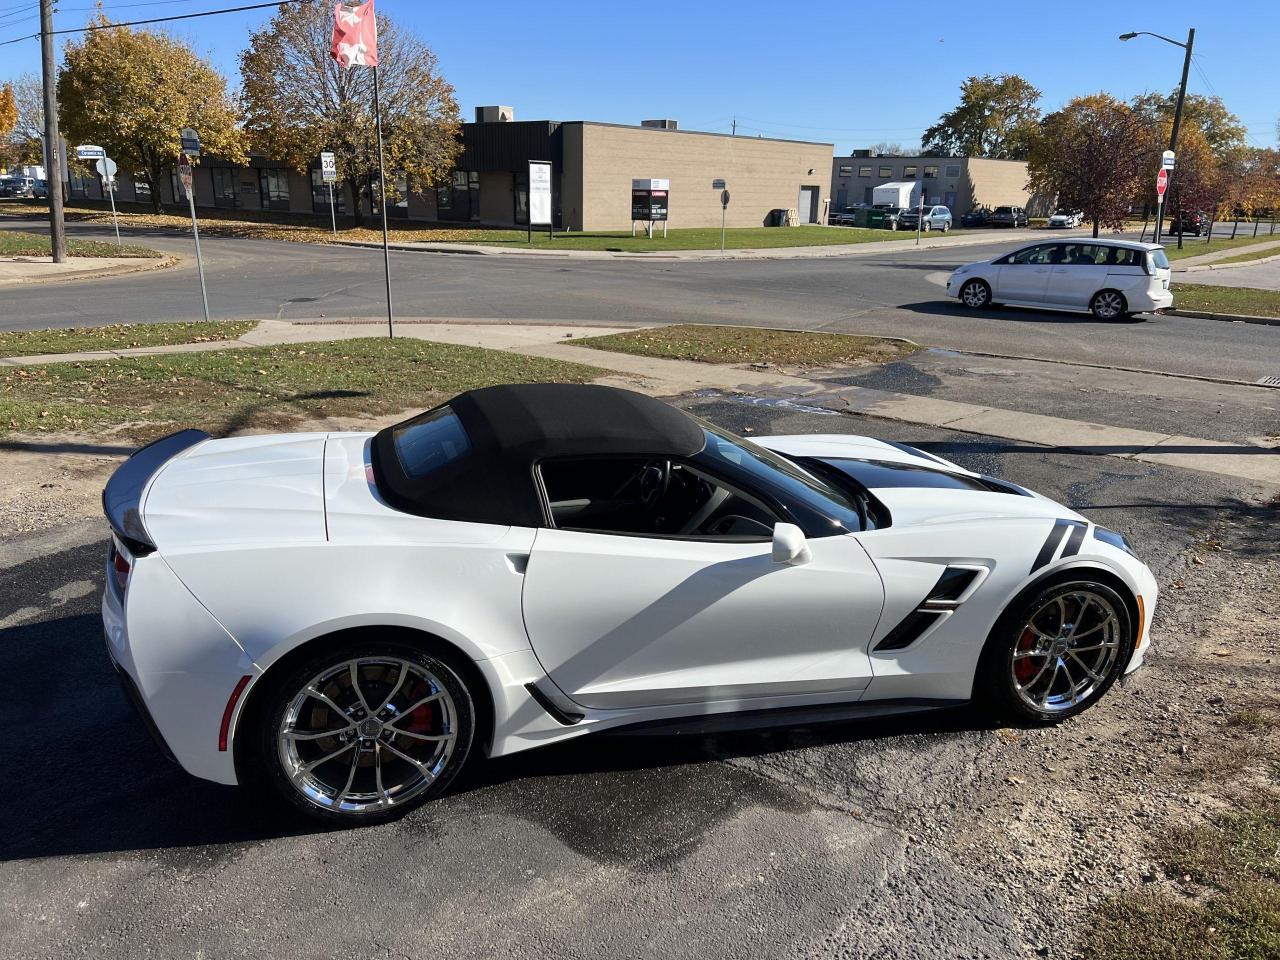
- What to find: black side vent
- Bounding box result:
[876,611,945,651]
[925,567,980,605]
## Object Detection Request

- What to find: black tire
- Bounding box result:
[1090,289,1128,321]
[251,638,476,826]
[959,278,992,309]
[978,578,1134,725]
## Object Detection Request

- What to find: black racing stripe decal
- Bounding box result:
[1060,523,1088,559]
[1030,519,1088,574]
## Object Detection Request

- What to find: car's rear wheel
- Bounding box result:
[980,579,1133,724]
[941,221,951,232]
[1090,290,1128,320]
[960,278,992,309]
[254,641,476,825]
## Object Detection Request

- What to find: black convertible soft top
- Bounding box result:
[371,383,706,525]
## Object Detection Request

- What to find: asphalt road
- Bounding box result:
[3,220,1280,384]
[2,400,1274,960]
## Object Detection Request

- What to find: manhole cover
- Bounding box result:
[1258,376,1280,387]
[287,296,319,303]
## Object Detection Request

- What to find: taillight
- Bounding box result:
[112,542,131,593]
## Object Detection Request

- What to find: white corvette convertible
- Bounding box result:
[102,384,1156,824]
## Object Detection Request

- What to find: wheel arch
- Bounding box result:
[972,562,1140,699]
[231,624,496,786]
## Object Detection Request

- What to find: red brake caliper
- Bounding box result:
[1014,628,1040,683]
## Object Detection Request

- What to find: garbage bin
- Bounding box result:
[769,208,786,227]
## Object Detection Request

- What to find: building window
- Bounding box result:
[211,167,237,208]
[923,165,939,179]
[389,175,410,219]
[858,165,872,177]
[311,167,346,213]
[944,163,961,178]
[903,165,918,179]
[133,180,152,202]
[260,168,290,210]
[878,165,892,178]
[838,164,852,177]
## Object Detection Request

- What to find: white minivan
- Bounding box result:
[947,239,1173,320]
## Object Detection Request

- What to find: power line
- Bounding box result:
[0,0,306,46]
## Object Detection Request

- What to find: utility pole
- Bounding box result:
[1166,28,1194,250]
[39,0,66,263]
[731,116,736,136]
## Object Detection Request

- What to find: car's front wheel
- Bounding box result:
[980,579,1134,724]
[959,278,992,309]
[253,640,476,825]
[1090,290,1128,320]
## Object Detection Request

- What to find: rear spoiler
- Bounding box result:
[102,429,210,555]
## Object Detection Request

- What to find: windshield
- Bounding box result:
[692,420,864,534]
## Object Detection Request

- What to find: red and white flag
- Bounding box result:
[331,1,378,68]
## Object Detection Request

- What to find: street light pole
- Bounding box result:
[39,0,66,263]
[1119,27,1195,247]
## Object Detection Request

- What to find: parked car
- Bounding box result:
[829,208,859,226]
[947,238,1172,320]
[988,205,1029,228]
[897,205,953,232]
[31,179,49,200]
[881,206,905,230]
[961,207,991,228]
[101,383,1156,824]
[1047,210,1084,229]
[0,176,36,198]
[1168,211,1209,236]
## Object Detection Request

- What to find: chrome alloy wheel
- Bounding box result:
[1010,590,1121,714]
[277,657,457,814]
[1092,291,1125,319]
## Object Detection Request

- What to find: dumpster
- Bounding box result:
[853,208,886,228]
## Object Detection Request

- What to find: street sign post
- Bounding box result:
[180,127,201,157]
[95,157,122,249]
[178,152,210,323]
[320,151,338,235]
[1156,168,1168,198]
[75,144,105,160]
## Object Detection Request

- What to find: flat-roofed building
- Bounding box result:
[830,154,1051,216]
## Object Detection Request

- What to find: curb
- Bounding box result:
[1166,308,1280,327]
[0,254,179,287]
[1177,250,1280,272]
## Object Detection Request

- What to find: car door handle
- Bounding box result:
[505,553,529,575]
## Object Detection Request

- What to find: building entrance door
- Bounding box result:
[797,186,818,223]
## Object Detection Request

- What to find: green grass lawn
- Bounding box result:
[0,321,257,358]
[1172,284,1280,318]
[572,324,919,367]
[1161,232,1280,261]
[0,228,161,259]
[0,337,606,436]
[466,225,972,252]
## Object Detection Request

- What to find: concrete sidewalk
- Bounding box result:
[0,254,176,286]
[1171,236,1280,270]
[5,317,1275,487]
[329,226,1076,262]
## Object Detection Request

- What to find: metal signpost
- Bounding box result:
[528,160,553,242]
[76,145,121,249]
[178,151,210,323]
[712,180,729,254]
[320,151,338,235]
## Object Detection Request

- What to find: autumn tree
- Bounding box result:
[240,0,460,228]
[1026,94,1153,237]
[868,141,904,157]
[5,74,45,165]
[1129,91,1247,160]
[57,17,245,212]
[0,84,16,167]
[921,74,1042,160]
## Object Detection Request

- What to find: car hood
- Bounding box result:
[142,433,328,549]
[755,434,1085,528]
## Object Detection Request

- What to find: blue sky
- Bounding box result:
[2,0,1277,151]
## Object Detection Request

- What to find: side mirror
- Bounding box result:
[772,523,812,566]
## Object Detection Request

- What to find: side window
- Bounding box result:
[1010,244,1057,265]
[1109,246,1142,267]
[539,457,779,540]
[1061,243,1104,265]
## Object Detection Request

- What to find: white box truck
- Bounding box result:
[871,180,920,209]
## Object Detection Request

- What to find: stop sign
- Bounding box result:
[1155,168,1168,198]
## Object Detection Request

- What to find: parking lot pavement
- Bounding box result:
[2,402,1276,959]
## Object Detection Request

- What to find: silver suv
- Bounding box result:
[897,205,953,232]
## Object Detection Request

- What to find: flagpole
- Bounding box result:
[372,63,393,339]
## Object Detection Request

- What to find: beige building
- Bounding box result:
[830,154,1051,215]
[64,109,834,232]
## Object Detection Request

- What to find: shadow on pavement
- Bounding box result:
[897,300,1150,325]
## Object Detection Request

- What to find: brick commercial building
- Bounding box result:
[65,108,833,231]
[829,154,1052,216]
